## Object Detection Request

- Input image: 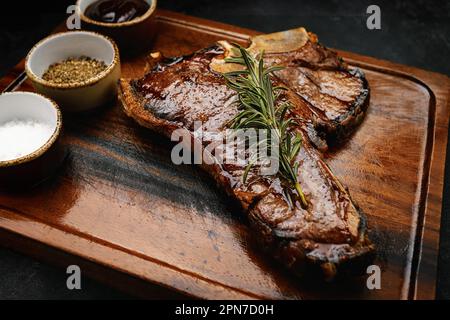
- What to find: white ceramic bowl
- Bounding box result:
[25,31,121,112]
[0,92,64,187]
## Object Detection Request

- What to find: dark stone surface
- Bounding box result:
[0,0,449,299]
[0,247,129,299]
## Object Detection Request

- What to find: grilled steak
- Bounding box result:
[213,28,370,144]
[118,28,374,279]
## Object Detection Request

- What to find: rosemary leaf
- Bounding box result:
[223,44,308,208]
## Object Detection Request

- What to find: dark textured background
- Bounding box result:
[0,0,449,299]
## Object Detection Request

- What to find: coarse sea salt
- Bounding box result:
[0,119,54,162]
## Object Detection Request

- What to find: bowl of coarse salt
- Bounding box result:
[0,92,65,188]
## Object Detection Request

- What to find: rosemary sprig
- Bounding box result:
[223,45,308,208]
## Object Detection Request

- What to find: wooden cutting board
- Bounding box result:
[0,10,449,300]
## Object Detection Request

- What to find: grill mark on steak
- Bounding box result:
[119,33,374,279]
[217,30,370,143]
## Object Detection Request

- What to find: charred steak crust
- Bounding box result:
[119,32,375,279]
[262,40,371,143]
[314,67,370,144]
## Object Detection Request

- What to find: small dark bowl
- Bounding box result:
[77,0,158,55]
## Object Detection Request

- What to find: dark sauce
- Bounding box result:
[85,0,150,24]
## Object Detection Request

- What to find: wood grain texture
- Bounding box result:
[0,9,449,299]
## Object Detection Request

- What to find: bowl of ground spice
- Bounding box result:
[25,31,120,112]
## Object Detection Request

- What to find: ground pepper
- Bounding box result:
[42,56,108,84]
